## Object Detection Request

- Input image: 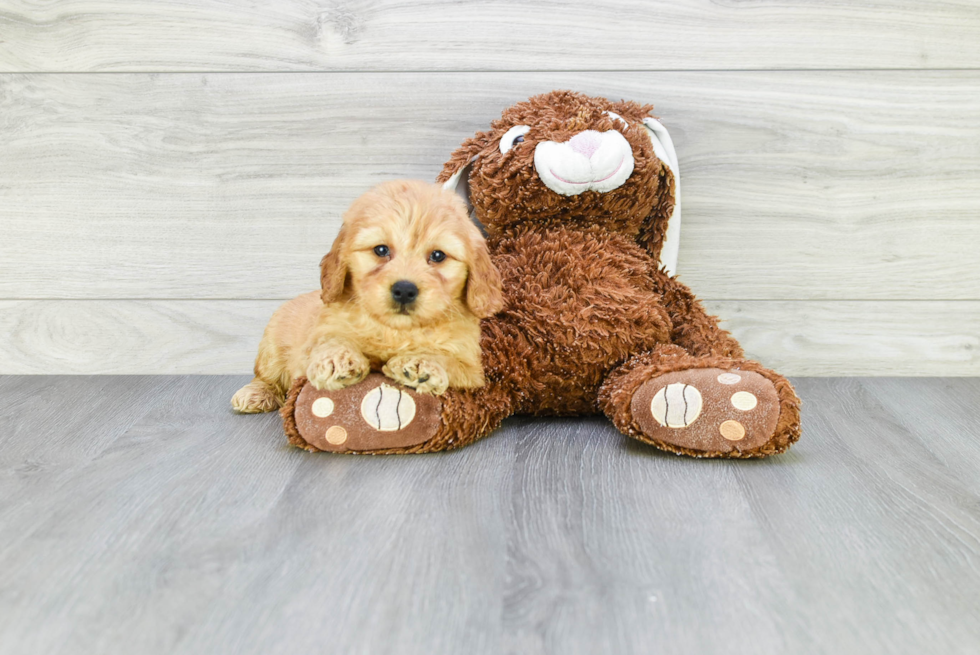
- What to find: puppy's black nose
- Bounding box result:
[391,280,419,305]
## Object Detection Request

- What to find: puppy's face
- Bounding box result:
[320,180,503,328]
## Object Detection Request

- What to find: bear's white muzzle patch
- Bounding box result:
[533,129,635,196]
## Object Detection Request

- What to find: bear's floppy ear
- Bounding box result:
[639,117,682,277]
[437,130,494,218]
[320,224,350,304]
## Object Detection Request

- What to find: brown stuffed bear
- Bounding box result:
[282,90,801,458]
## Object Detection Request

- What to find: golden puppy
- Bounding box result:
[232,180,503,413]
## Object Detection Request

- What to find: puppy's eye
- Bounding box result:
[604,111,629,130]
[499,125,531,154]
[373,245,390,257]
[428,250,446,264]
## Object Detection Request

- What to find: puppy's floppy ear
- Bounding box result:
[320,224,350,304]
[465,238,504,319]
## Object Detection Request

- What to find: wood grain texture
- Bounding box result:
[0,300,279,375]
[1,71,978,301]
[1,375,978,654]
[0,299,976,376]
[704,300,980,377]
[1,0,979,72]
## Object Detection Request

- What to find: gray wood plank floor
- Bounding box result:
[1,376,978,654]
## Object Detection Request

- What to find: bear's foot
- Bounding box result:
[630,368,781,456]
[282,373,442,453]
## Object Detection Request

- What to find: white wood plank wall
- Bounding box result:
[1,2,978,375]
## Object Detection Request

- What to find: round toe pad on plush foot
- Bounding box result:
[294,373,441,452]
[630,368,780,454]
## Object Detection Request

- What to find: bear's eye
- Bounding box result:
[604,111,629,130]
[373,245,390,257]
[428,250,446,264]
[499,125,531,154]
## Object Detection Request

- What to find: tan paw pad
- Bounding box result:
[324,425,348,445]
[719,420,746,441]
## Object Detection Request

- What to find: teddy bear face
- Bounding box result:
[459,91,669,240]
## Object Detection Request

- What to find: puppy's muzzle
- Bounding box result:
[391,280,419,309]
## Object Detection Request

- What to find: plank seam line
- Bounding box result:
[2,68,980,74]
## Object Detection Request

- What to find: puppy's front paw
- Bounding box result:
[306,346,370,391]
[383,357,449,395]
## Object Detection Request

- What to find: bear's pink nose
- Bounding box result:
[567,130,602,159]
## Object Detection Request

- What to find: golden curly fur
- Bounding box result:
[232,180,502,413]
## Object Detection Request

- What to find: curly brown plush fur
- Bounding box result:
[283,90,801,458]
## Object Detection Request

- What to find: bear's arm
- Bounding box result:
[656,273,745,360]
